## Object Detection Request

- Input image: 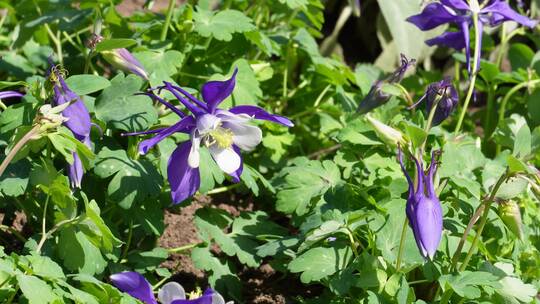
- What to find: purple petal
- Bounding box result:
[425,30,467,50]
[228,105,294,127]
[139,116,195,155]
[110,272,157,304]
[407,3,460,30]
[168,141,201,204]
[228,145,243,183]
[440,0,470,10]
[414,196,443,260]
[482,0,538,28]
[54,79,92,139]
[202,68,238,113]
[0,91,24,99]
[68,152,84,188]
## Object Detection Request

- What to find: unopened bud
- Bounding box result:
[102,48,148,80]
[366,115,406,147]
[498,200,523,240]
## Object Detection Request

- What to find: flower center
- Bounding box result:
[206,127,234,149]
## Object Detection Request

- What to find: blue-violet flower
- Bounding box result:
[110,271,232,304]
[407,0,537,71]
[398,148,443,260]
[125,68,293,204]
[410,78,458,126]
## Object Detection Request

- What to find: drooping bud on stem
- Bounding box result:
[102,48,149,80]
[498,200,523,240]
[366,115,406,148]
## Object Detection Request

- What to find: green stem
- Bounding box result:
[121,221,133,260]
[395,218,409,271]
[167,242,201,253]
[0,225,26,243]
[206,183,241,195]
[454,12,480,135]
[495,79,540,154]
[36,216,81,254]
[0,100,7,110]
[36,195,50,254]
[0,125,40,177]
[495,23,507,68]
[160,0,175,41]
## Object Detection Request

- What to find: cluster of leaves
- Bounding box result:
[0,0,539,303]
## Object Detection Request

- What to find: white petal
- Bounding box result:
[223,121,262,151]
[211,292,226,304]
[209,145,241,174]
[158,282,186,304]
[197,114,221,133]
[188,136,201,168]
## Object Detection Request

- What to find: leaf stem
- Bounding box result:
[160,0,176,41]
[0,125,40,178]
[395,218,409,271]
[454,12,480,135]
[167,242,201,253]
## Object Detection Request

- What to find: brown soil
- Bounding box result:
[158,195,320,304]
[116,0,185,16]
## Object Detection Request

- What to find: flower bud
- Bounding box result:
[498,200,523,240]
[366,115,406,148]
[357,54,415,114]
[102,48,148,80]
[411,78,458,126]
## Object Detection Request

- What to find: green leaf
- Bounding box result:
[288,244,353,283]
[508,43,534,70]
[134,50,184,87]
[262,132,295,163]
[191,247,242,300]
[95,73,158,132]
[79,198,119,253]
[27,255,65,280]
[275,158,342,215]
[513,124,531,158]
[439,271,501,299]
[94,147,162,209]
[65,75,111,95]
[57,227,107,275]
[0,159,30,197]
[0,103,36,133]
[95,39,137,52]
[403,122,427,150]
[16,274,60,303]
[193,8,255,41]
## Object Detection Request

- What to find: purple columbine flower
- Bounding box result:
[398,148,443,260]
[357,54,416,115]
[102,48,149,80]
[125,68,293,204]
[407,0,538,71]
[50,65,92,188]
[410,78,458,126]
[110,271,231,304]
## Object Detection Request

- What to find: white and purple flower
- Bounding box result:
[398,148,443,260]
[126,69,293,204]
[407,0,537,71]
[110,271,232,304]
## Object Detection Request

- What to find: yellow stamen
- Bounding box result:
[208,128,234,148]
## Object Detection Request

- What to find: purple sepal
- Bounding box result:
[139,116,195,155]
[0,91,24,99]
[229,105,294,127]
[110,271,157,304]
[202,68,238,113]
[168,141,201,204]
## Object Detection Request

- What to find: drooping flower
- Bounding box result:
[357,54,416,114]
[125,68,293,204]
[409,78,458,126]
[407,0,538,71]
[50,65,92,188]
[102,48,149,80]
[398,148,443,260]
[110,271,232,304]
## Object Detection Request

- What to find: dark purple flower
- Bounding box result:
[398,148,442,260]
[103,48,148,80]
[125,68,293,204]
[357,54,416,114]
[110,271,230,304]
[407,0,537,71]
[0,91,24,100]
[50,65,92,188]
[410,78,458,126]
